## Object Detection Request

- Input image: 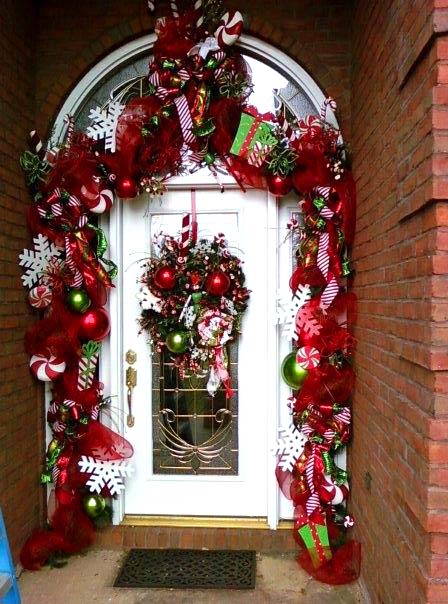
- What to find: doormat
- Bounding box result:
[114,548,256,590]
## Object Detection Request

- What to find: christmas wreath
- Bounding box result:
[138,231,249,398]
[18,0,360,584]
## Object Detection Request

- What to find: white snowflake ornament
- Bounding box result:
[86,102,124,152]
[78,455,134,496]
[276,284,312,341]
[272,424,308,472]
[19,234,63,289]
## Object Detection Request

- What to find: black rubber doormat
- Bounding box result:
[114,548,256,590]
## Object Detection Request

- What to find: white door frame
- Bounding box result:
[50,32,341,529]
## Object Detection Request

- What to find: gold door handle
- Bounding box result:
[125,351,137,427]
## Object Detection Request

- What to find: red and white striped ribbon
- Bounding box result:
[323,429,336,442]
[320,206,334,220]
[46,188,61,205]
[48,401,58,414]
[52,420,66,433]
[305,445,316,493]
[214,50,226,63]
[91,405,99,420]
[306,492,320,517]
[320,274,339,310]
[51,203,63,217]
[314,186,331,201]
[317,232,330,279]
[301,423,314,438]
[178,68,190,82]
[149,71,162,87]
[68,194,80,207]
[174,95,195,145]
[52,466,60,484]
[77,215,88,229]
[155,87,170,101]
[335,407,351,424]
[64,235,83,288]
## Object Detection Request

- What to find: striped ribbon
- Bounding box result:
[317,232,330,279]
[91,405,99,420]
[247,141,270,167]
[68,194,80,207]
[334,407,351,424]
[180,189,198,256]
[320,274,339,310]
[52,466,60,484]
[149,71,162,87]
[174,95,195,145]
[52,420,66,433]
[65,235,84,288]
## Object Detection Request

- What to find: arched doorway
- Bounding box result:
[50,34,342,529]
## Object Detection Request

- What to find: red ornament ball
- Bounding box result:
[115,176,138,199]
[267,173,293,197]
[205,270,231,296]
[78,307,111,341]
[154,265,177,290]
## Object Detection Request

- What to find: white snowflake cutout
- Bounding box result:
[137,285,163,312]
[86,102,124,152]
[19,233,63,289]
[276,284,312,341]
[272,424,308,473]
[78,455,134,496]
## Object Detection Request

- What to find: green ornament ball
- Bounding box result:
[281,352,308,390]
[191,292,203,304]
[165,330,189,354]
[67,288,91,313]
[83,494,106,519]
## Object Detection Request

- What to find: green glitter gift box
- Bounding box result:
[230,110,277,158]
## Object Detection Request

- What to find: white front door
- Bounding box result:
[121,185,275,518]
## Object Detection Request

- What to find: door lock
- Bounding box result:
[125,350,137,427]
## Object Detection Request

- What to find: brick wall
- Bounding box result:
[0,0,43,561]
[351,1,448,602]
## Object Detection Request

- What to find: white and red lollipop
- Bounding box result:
[296,346,320,370]
[80,185,114,214]
[30,353,66,382]
[28,284,52,309]
[214,10,244,48]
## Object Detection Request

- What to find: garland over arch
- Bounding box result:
[19,0,360,583]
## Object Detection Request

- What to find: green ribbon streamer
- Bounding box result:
[321,451,334,475]
[88,223,118,280]
[334,467,349,485]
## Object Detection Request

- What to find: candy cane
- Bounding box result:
[180,213,190,256]
[170,1,178,18]
[194,0,204,28]
[321,97,337,121]
[65,235,83,288]
[64,114,75,148]
[29,130,45,160]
